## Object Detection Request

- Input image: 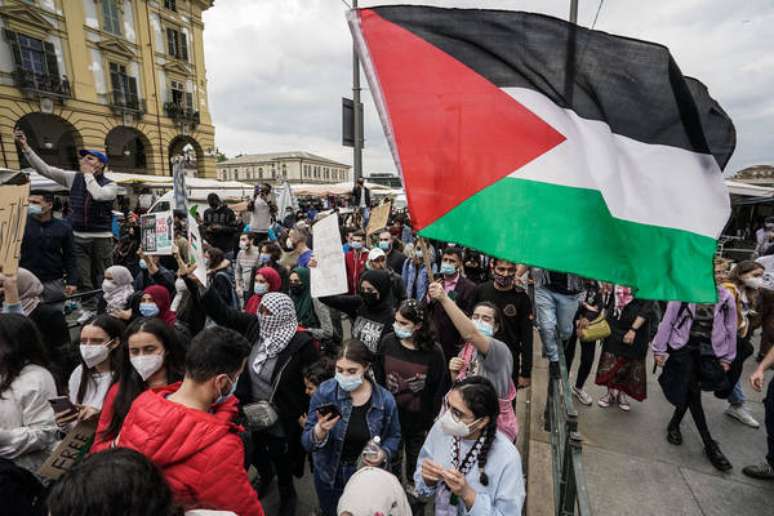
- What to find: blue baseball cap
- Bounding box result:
[78,149,108,164]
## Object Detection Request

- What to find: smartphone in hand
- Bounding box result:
[317,404,341,419]
[49,396,77,414]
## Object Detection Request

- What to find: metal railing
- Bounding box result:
[164,101,200,125]
[545,351,592,516]
[12,69,70,100]
[109,90,146,115]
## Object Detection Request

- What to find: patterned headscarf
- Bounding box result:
[103,265,134,312]
[252,292,298,375]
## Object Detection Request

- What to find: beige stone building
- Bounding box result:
[0,0,216,177]
[216,151,352,185]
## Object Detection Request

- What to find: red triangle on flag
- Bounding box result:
[359,9,567,229]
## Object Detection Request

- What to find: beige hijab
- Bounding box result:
[336,467,412,516]
[13,268,44,316]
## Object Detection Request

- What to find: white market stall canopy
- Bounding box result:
[290,181,398,196]
[725,179,774,198]
[25,170,255,201]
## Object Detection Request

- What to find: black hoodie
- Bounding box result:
[320,270,395,353]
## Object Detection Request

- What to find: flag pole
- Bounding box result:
[569,0,579,23]
[352,0,363,183]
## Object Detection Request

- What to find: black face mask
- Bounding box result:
[209,202,219,209]
[289,284,304,295]
[361,290,380,306]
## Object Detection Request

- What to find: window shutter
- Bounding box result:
[185,92,193,109]
[128,76,139,108]
[180,32,188,61]
[43,42,59,78]
[166,28,176,56]
[3,30,22,67]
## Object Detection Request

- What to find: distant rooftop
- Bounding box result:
[733,164,774,179]
[218,152,351,169]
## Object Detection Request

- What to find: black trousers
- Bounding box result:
[669,366,714,447]
[249,430,294,489]
[563,313,597,389]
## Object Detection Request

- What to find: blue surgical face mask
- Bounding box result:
[259,253,272,264]
[138,260,147,270]
[378,241,390,251]
[351,242,363,251]
[473,319,494,337]
[139,302,160,317]
[28,204,43,215]
[440,262,457,276]
[335,372,364,392]
[214,374,238,405]
[393,322,414,340]
[254,282,268,295]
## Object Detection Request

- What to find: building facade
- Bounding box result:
[216,151,352,185]
[0,0,216,177]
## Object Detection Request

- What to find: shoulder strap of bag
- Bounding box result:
[268,353,293,404]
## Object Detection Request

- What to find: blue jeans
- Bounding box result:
[728,379,747,406]
[314,462,358,516]
[535,287,580,363]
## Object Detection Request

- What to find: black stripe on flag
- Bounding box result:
[371,6,736,170]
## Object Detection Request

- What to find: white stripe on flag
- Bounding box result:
[503,87,730,239]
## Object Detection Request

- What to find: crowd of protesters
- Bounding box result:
[1,133,773,516]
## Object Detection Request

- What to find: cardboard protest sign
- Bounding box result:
[310,214,348,298]
[141,211,173,255]
[187,214,208,287]
[366,200,391,236]
[37,418,97,480]
[0,182,29,274]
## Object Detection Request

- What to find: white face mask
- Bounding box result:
[79,341,112,369]
[130,354,164,381]
[439,409,480,438]
[239,241,249,251]
[743,276,763,290]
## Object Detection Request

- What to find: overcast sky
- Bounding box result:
[202,0,773,176]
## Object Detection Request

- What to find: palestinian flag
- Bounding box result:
[348,6,735,302]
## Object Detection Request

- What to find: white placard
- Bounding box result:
[187,214,208,287]
[311,214,347,298]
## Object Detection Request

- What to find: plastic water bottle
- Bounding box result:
[358,436,382,468]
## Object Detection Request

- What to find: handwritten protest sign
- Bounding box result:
[188,213,208,287]
[366,200,391,236]
[37,418,97,480]
[311,214,347,298]
[141,211,173,255]
[0,182,29,274]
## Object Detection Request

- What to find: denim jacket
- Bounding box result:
[301,377,401,487]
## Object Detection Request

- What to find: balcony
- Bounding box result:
[109,90,145,117]
[12,69,70,102]
[164,101,199,126]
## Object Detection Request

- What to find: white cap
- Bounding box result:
[368,248,386,262]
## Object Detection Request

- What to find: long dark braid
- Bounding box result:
[453,376,500,487]
[476,421,498,486]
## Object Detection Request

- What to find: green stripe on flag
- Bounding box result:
[419,177,718,302]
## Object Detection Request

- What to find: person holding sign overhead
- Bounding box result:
[15,130,117,300]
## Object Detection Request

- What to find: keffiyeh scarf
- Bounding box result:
[252,293,298,375]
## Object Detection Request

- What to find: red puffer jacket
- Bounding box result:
[117,383,264,516]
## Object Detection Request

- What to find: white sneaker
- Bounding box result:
[572,386,593,406]
[725,405,760,429]
[597,392,615,408]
